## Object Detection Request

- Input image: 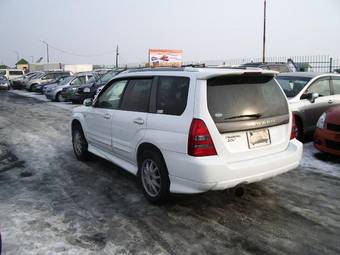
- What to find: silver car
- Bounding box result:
[276,72,340,140]
[45,73,93,102]
[26,71,71,91]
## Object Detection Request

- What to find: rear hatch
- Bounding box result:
[206,74,291,162]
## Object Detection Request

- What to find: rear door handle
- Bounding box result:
[103,113,111,119]
[328,100,334,104]
[133,118,144,125]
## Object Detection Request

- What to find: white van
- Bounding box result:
[0,69,24,81]
[71,67,303,204]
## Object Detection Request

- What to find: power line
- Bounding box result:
[40,40,113,58]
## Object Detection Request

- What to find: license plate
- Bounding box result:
[247,129,271,149]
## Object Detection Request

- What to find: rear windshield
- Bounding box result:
[207,75,288,124]
[276,76,311,97]
[9,70,23,75]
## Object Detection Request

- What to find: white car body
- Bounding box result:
[72,68,303,196]
[0,69,24,81]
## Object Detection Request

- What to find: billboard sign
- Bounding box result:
[149,49,183,67]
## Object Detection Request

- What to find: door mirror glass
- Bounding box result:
[83,98,93,107]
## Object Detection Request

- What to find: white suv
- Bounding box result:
[71,67,303,204]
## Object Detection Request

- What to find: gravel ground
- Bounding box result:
[0,91,340,255]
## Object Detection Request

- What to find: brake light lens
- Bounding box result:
[188,119,217,156]
[290,114,297,140]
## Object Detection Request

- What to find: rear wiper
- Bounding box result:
[224,113,262,120]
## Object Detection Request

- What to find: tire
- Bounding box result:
[29,84,36,92]
[296,118,304,142]
[56,92,65,102]
[72,124,91,161]
[139,150,170,204]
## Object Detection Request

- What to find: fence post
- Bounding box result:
[329,57,333,73]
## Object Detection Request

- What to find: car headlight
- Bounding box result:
[316,112,327,129]
[83,87,91,93]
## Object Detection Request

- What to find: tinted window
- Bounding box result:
[156,76,189,115]
[276,76,311,97]
[71,77,83,85]
[207,75,288,123]
[43,73,54,79]
[332,77,340,94]
[306,78,331,96]
[96,80,128,109]
[120,79,153,112]
[9,70,23,75]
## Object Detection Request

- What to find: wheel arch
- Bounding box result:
[136,142,168,174]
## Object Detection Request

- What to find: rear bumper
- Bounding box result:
[314,128,340,156]
[166,139,303,194]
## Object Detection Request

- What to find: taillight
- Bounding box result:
[290,114,297,140]
[188,119,217,156]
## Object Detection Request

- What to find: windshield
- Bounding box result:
[276,76,311,97]
[100,71,117,83]
[59,76,74,85]
[207,75,289,124]
[29,73,44,80]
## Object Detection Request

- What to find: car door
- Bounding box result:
[331,76,340,105]
[84,79,128,153]
[111,78,154,163]
[302,77,333,131]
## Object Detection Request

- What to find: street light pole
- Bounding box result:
[115,45,119,68]
[262,0,267,63]
[42,41,50,63]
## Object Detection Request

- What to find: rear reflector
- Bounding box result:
[291,114,297,140]
[188,119,217,156]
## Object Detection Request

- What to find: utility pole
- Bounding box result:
[262,0,267,63]
[42,41,50,63]
[12,50,20,61]
[115,45,119,68]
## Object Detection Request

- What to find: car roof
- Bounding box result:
[277,72,338,78]
[115,67,278,80]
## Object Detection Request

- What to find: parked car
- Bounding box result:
[45,73,92,102]
[26,71,72,91]
[69,70,119,103]
[10,71,44,89]
[70,67,303,204]
[60,72,99,103]
[276,72,340,140]
[0,75,10,90]
[314,106,340,156]
[31,75,71,93]
[240,62,293,73]
[0,69,24,81]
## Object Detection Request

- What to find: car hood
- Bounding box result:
[326,106,340,125]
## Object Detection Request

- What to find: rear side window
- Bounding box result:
[120,78,153,112]
[332,78,340,95]
[207,75,288,124]
[156,76,189,115]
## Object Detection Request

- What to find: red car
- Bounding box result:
[314,106,340,156]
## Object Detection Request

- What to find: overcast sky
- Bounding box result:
[0,0,339,66]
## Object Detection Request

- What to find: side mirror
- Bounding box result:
[83,98,93,107]
[301,92,319,103]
